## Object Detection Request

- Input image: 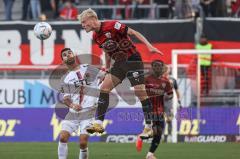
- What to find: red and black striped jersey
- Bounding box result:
[145,75,173,114]
[93,20,138,61]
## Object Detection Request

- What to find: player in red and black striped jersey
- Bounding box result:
[142,60,173,159]
[77,8,163,135]
[92,20,137,60]
[145,66,173,116]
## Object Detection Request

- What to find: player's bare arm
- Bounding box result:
[127,27,164,55]
[63,95,82,111]
[104,52,111,70]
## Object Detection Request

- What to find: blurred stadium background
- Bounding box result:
[0,0,240,159]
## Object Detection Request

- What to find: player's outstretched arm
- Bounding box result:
[127,27,164,55]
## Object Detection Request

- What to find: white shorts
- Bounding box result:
[61,106,96,135]
[61,118,93,135]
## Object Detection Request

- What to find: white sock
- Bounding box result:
[79,148,88,159]
[147,152,154,157]
[58,142,68,159]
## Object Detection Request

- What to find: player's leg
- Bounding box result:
[146,119,165,159]
[79,118,94,159]
[86,68,123,134]
[168,119,172,141]
[96,73,121,121]
[58,130,71,159]
[163,120,168,143]
[133,84,153,138]
[79,134,89,159]
[58,120,78,159]
[127,55,154,138]
[164,120,172,142]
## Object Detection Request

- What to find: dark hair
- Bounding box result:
[151,59,164,66]
[60,48,72,60]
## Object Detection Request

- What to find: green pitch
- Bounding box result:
[0,142,239,159]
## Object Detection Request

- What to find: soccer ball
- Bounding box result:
[34,22,52,40]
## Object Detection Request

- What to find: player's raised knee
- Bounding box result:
[59,131,70,143]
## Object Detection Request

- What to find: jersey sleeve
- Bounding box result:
[113,21,128,35]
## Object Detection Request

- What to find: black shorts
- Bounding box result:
[110,53,144,86]
[152,113,165,135]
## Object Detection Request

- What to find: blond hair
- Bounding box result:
[77,8,98,23]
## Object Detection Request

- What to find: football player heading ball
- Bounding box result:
[78,8,163,138]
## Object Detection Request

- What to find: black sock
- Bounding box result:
[141,99,152,125]
[150,135,161,153]
[96,92,109,121]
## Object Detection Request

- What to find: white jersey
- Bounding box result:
[61,64,104,113]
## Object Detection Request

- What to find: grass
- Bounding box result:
[0,142,239,159]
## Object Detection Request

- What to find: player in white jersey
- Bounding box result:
[58,48,105,159]
[163,65,181,143]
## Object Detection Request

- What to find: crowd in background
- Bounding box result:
[2,0,240,21]
[3,0,79,20]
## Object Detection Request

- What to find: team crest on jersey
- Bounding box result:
[105,32,111,38]
[114,22,121,30]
